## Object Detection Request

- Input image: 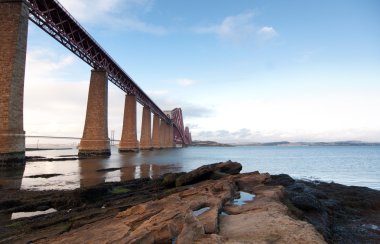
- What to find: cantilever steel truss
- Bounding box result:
[25,0,189,144]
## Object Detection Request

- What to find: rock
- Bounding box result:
[267,174,295,187]
[177,213,205,243]
[162,172,182,187]
[282,178,380,243]
[290,193,322,211]
[175,161,242,187]
[235,171,270,191]
[304,187,328,199]
[38,169,325,244]
[288,182,306,192]
[215,160,242,175]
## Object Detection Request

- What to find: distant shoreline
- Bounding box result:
[191,140,380,147]
[26,148,73,151]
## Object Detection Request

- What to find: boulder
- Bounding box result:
[290,192,322,211]
[175,161,242,187]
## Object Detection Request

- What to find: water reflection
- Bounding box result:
[0,165,26,222]
[1,145,380,191]
[79,159,106,188]
[0,165,26,190]
[77,149,184,188]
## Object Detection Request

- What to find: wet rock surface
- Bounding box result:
[266,174,380,243]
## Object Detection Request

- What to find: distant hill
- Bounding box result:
[191,140,233,147]
[239,141,380,146]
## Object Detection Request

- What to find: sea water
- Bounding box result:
[1,145,379,191]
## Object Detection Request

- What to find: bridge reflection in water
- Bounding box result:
[0,147,183,191]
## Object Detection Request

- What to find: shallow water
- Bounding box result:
[1,145,379,191]
[193,207,211,217]
[11,208,57,220]
[233,192,256,206]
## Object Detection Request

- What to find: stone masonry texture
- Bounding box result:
[139,106,152,150]
[159,120,166,148]
[0,0,28,165]
[152,114,160,149]
[78,70,110,157]
[119,94,139,151]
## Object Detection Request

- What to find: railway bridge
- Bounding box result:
[0,0,192,166]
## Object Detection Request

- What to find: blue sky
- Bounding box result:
[24,0,380,143]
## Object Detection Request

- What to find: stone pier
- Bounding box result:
[152,114,160,149]
[0,0,29,166]
[164,123,170,148]
[159,120,165,149]
[78,70,110,157]
[139,106,152,150]
[119,94,139,152]
[169,124,174,148]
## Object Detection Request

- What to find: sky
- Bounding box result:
[23,0,380,144]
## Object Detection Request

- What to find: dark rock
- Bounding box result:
[215,160,242,175]
[175,161,242,187]
[161,172,185,187]
[25,174,63,179]
[280,177,380,243]
[0,200,22,209]
[288,182,305,192]
[304,187,328,199]
[290,193,322,211]
[266,174,295,187]
[96,167,121,172]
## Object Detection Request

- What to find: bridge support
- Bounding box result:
[164,123,170,148]
[78,70,110,157]
[119,94,139,152]
[0,0,28,166]
[139,106,152,150]
[160,119,166,148]
[152,114,160,149]
[169,124,174,148]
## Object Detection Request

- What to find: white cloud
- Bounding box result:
[59,0,167,35]
[176,78,197,86]
[109,17,167,35]
[193,128,380,143]
[25,49,75,78]
[194,11,278,43]
[257,26,278,40]
[146,89,170,97]
[24,48,127,141]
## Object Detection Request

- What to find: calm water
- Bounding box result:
[1,146,379,191]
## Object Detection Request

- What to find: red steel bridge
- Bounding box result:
[0,0,192,164]
[26,0,190,146]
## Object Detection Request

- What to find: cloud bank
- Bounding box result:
[59,0,167,35]
[194,11,278,44]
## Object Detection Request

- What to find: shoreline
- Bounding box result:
[1,161,379,243]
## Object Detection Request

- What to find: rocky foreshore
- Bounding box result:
[1,161,379,243]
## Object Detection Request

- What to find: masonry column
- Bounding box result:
[164,123,170,148]
[0,0,29,166]
[78,69,110,157]
[169,124,174,148]
[159,120,166,149]
[152,114,160,149]
[139,106,152,150]
[119,94,139,152]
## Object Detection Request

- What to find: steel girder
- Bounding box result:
[171,108,189,145]
[25,0,172,125]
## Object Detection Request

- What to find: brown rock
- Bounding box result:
[37,167,325,244]
[176,161,242,187]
